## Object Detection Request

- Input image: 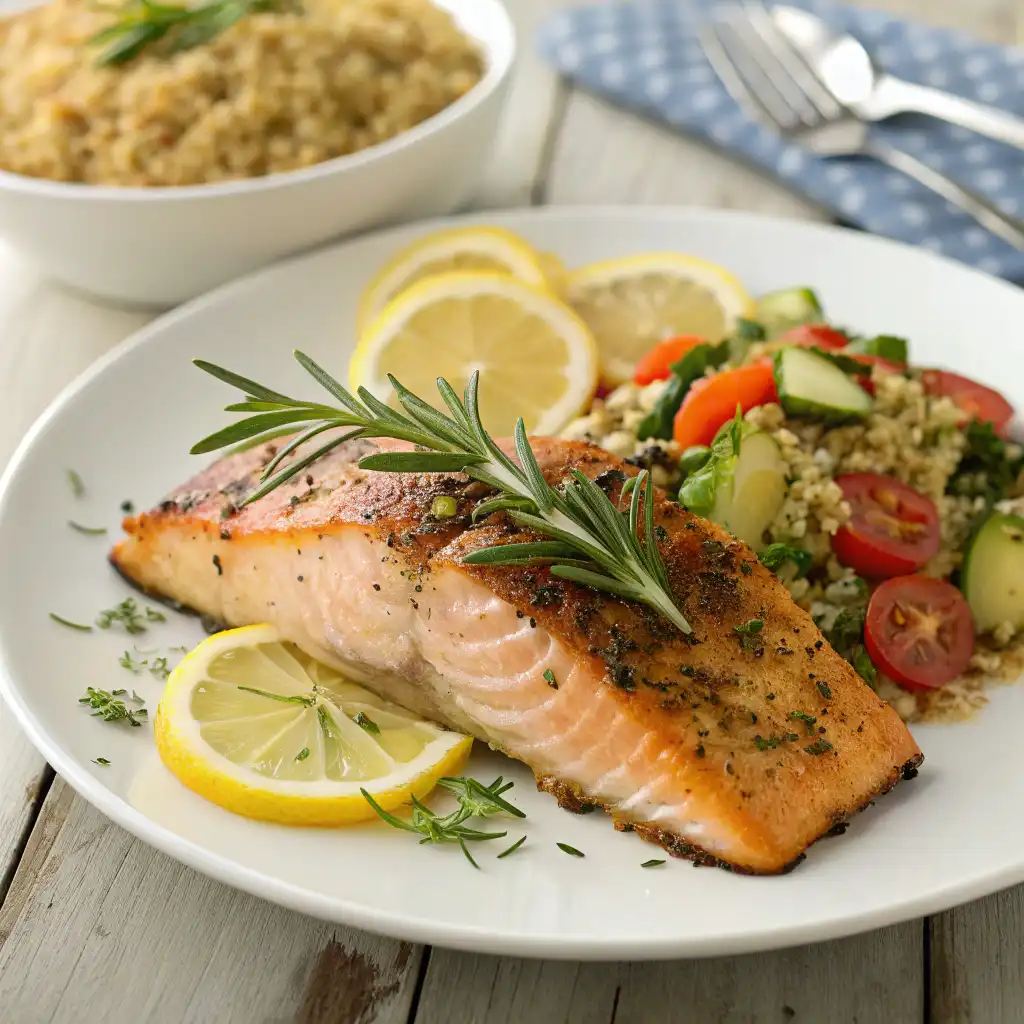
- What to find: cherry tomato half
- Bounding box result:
[921,369,1014,436]
[781,324,849,351]
[672,359,777,449]
[865,575,975,691]
[832,473,941,578]
[633,335,705,386]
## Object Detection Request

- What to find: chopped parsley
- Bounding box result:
[758,543,812,579]
[816,681,832,700]
[295,747,311,762]
[948,419,1024,507]
[543,669,558,689]
[734,618,764,652]
[804,738,834,756]
[92,757,111,766]
[96,598,165,634]
[788,710,817,734]
[754,732,798,751]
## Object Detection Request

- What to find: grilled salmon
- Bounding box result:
[111,436,921,873]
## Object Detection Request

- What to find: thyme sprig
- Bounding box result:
[89,0,299,68]
[78,687,148,727]
[192,353,691,635]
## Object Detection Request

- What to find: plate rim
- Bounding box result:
[3,204,1023,960]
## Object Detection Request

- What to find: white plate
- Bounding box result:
[1,207,1022,961]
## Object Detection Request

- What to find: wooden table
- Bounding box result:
[1,1,1023,1020]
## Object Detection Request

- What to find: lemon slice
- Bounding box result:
[155,624,472,826]
[565,253,755,385]
[349,271,599,437]
[357,226,554,334]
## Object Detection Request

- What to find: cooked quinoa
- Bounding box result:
[0,0,483,186]
[562,361,1024,725]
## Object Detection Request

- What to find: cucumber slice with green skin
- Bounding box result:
[755,287,824,334]
[773,346,873,422]
[962,511,1024,633]
[679,424,787,549]
[846,334,909,364]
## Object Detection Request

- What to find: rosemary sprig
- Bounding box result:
[192,353,691,635]
[89,0,299,67]
[360,775,524,868]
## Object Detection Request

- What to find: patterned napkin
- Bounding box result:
[538,0,1024,280]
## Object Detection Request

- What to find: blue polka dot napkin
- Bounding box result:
[537,0,1024,280]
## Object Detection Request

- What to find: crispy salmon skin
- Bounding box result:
[111,436,921,873]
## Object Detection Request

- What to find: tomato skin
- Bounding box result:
[672,359,777,449]
[633,335,705,386]
[921,369,1014,435]
[865,576,975,691]
[781,324,849,351]
[832,473,941,578]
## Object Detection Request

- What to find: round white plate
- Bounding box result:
[1,207,1022,961]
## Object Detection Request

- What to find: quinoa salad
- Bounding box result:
[562,288,1024,724]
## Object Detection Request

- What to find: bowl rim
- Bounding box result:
[0,0,516,203]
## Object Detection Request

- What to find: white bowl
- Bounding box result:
[0,0,515,307]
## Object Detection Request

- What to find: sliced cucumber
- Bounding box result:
[756,287,823,334]
[773,346,873,422]
[679,424,787,549]
[846,334,909,364]
[962,511,1024,633]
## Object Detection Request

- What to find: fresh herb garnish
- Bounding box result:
[754,732,798,750]
[851,645,877,688]
[49,612,93,632]
[67,469,85,498]
[96,598,165,634]
[92,757,112,766]
[148,656,171,681]
[68,521,107,536]
[641,858,666,868]
[788,710,817,734]
[192,355,692,636]
[360,775,522,868]
[728,405,744,457]
[89,0,300,68]
[637,340,730,441]
[497,835,527,859]
[816,681,832,700]
[78,687,148,727]
[118,650,145,673]
[948,419,1023,507]
[353,711,380,735]
[295,747,310,762]
[733,618,764,652]
[804,738,834,756]
[758,543,812,580]
[556,842,584,858]
[543,669,558,689]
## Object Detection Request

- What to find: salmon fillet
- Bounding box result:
[111,436,921,874]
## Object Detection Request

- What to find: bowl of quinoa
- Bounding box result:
[562,294,1024,725]
[0,0,514,304]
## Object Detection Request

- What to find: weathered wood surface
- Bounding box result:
[0,0,1022,1021]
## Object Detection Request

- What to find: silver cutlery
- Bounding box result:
[699,4,1024,250]
[770,5,1024,151]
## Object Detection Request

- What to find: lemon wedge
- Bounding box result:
[565,253,755,385]
[349,271,599,437]
[357,226,554,335]
[154,624,472,826]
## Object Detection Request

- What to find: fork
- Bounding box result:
[699,2,1024,251]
